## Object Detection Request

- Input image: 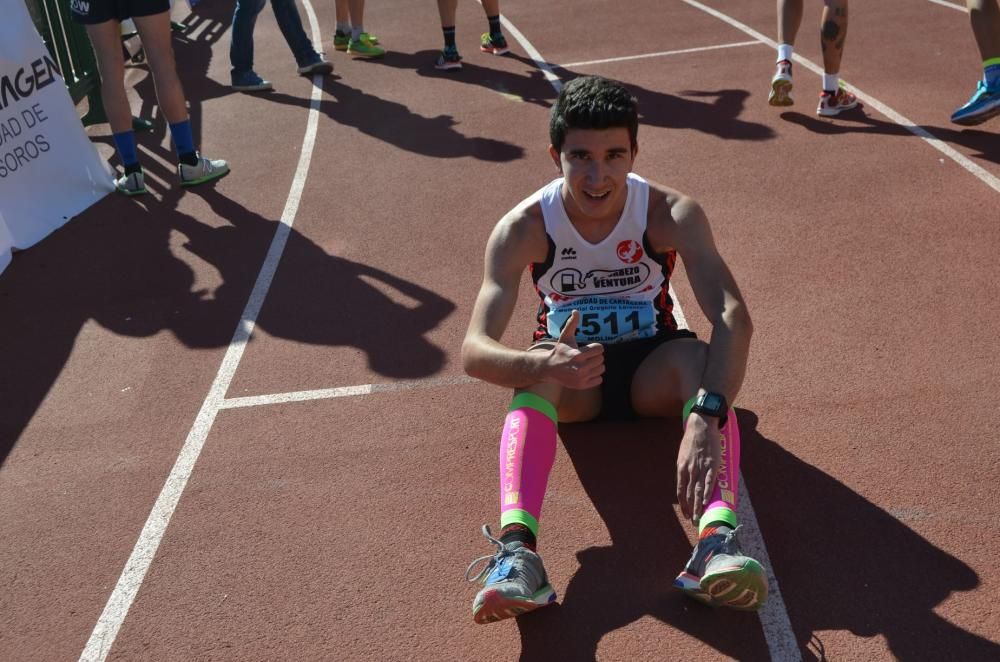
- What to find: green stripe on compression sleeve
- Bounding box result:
[509,392,557,424]
[984,57,1000,67]
[500,509,540,537]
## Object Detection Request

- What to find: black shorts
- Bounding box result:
[70,0,170,25]
[598,330,697,421]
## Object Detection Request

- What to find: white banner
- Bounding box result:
[0,2,114,276]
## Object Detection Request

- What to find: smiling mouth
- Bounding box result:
[583,189,610,200]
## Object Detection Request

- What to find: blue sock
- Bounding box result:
[112,130,139,168]
[442,26,456,49]
[168,119,198,164]
[984,57,1000,88]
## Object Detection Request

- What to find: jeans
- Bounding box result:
[230,0,316,76]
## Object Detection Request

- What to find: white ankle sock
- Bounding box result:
[351,26,364,40]
[777,44,793,63]
[823,73,839,92]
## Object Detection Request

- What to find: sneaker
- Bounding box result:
[334,31,379,51]
[297,52,333,75]
[347,34,385,58]
[435,45,462,71]
[817,86,859,116]
[178,154,230,187]
[950,80,1000,126]
[465,525,556,624]
[115,169,146,196]
[768,59,793,107]
[673,526,768,611]
[480,32,509,55]
[231,71,273,92]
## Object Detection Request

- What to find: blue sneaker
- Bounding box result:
[465,525,556,624]
[231,70,273,92]
[951,80,1000,126]
[434,45,462,71]
[673,525,768,611]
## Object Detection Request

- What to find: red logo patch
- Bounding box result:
[617,240,643,264]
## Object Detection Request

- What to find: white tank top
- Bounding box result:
[530,173,680,344]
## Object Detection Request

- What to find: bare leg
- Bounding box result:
[437,0,457,26]
[132,11,189,124]
[777,0,803,45]
[348,0,365,27]
[481,0,500,17]
[84,20,132,133]
[968,0,1000,60]
[820,0,848,75]
[335,0,348,24]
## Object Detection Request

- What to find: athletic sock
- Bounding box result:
[500,523,537,550]
[822,72,839,93]
[487,14,502,38]
[699,523,732,540]
[777,43,793,63]
[335,22,350,36]
[498,393,558,543]
[111,130,139,169]
[351,25,364,41]
[985,57,1000,88]
[442,26,456,49]
[167,119,197,164]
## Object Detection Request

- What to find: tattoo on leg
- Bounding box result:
[822,20,840,42]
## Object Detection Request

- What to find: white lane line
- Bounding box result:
[681,0,1000,195]
[220,376,479,409]
[559,40,761,70]
[926,0,966,11]
[497,10,800,661]
[78,3,326,661]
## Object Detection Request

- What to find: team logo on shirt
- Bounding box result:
[548,264,651,296]
[617,240,643,264]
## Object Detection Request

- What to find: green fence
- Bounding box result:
[24,0,106,125]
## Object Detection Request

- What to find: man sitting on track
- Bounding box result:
[461,75,768,624]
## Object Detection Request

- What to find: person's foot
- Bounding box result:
[768,59,793,107]
[297,52,333,75]
[435,45,462,71]
[115,169,146,196]
[178,155,230,187]
[465,525,556,624]
[335,31,379,51]
[231,70,273,92]
[817,86,859,116]
[950,80,1000,126]
[347,33,385,58]
[480,32,509,55]
[673,526,768,611]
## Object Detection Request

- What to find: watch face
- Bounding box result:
[703,393,723,411]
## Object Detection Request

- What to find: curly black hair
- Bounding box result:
[549,76,639,152]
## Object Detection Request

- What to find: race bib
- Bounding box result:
[546,296,656,344]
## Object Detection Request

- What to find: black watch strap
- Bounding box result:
[690,392,729,428]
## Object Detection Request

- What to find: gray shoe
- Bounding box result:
[465,525,556,624]
[673,525,768,611]
[297,53,333,75]
[231,70,273,92]
[178,155,230,187]
[115,170,146,196]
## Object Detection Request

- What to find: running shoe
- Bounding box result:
[673,526,768,611]
[950,80,1000,126]
[768,59,793,107]
[435,45,463,71]
[297,52,333,75]
[178,155,230,187]
[231,70,273,92]
[465,525,556,624]
[817,86,859,116]
[480,32,509,55]
[347,33,385,58]
[335,31,379,51]
[115,169,146,196]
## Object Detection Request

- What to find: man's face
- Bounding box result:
[550,127,637,224]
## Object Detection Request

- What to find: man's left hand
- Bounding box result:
[676,413,722,525]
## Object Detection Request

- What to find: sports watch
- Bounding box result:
[690,392,728,428]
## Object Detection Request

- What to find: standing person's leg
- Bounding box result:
[268,0,335,71]
[230,0,273,90]
[816,0,858,116]
[769,0,802,106]
[132,11,230,187]
[84,20,147,195]
[346,0,386,57]
[952,0,1000,125]
[479,0,508,55]
[435,0,462,70]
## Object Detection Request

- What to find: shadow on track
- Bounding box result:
[512,410,996,661]
[779,111,1000,165]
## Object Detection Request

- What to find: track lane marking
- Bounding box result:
[220,376,479,409]
[77,3,327,660]
[559,40,762,69]
[492,7,801,660]
[926,0,966,11]
[681,0,1000,195]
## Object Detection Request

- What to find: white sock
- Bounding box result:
[777,43,793,63]
[336,21,350,34]
[352,26,364,40]
[823,72,839,92]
